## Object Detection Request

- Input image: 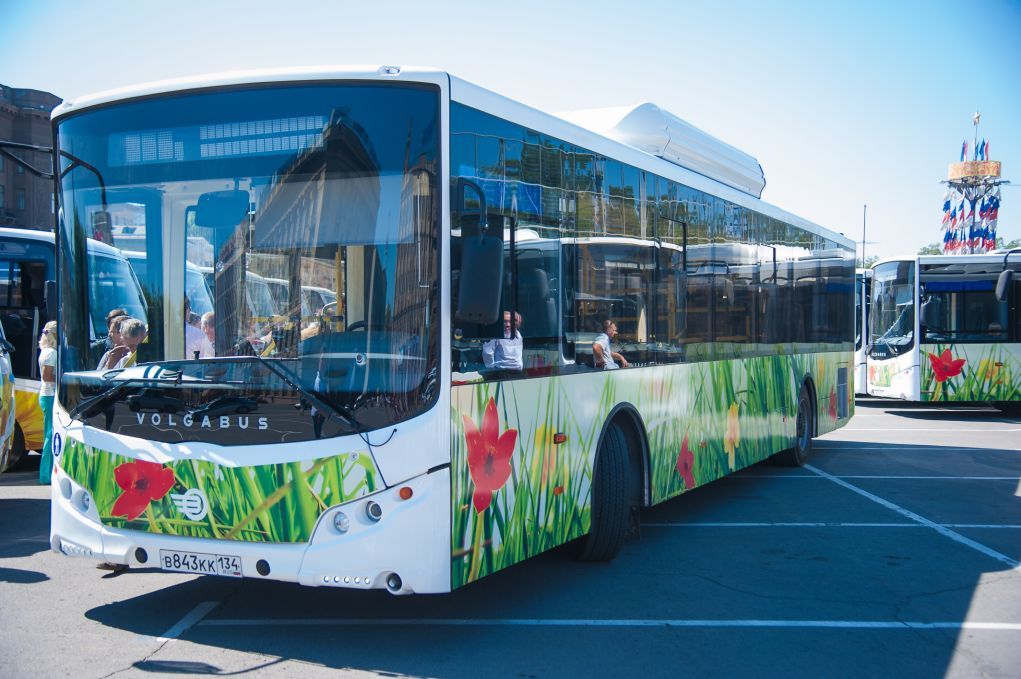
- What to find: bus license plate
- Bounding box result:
[159,549,242,577]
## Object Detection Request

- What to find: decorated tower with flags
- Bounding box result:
[941,112,1009,254]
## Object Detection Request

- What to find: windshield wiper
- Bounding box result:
[67,369,218,421]
[235,355,363,433]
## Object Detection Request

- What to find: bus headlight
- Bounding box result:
[365,501,383,522]
[333,511,350,533]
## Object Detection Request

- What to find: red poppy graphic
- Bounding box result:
[928,349,966,383]
[111,459,176,520]
[828,387,838,421]
[463,398,517,513]
[675,435,695,490]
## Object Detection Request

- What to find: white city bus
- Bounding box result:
[866,253,1020,410]
[855,268,872,395]
[50,67,854,593]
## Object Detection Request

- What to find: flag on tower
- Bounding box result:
[960,141,968,162]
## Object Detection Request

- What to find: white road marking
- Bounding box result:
[197,618,1021,630]
[735,475,1019,480]
[840,428,1021,433]
[805,465,1021,570]
[156,601,220,643]
[814,446,1005,451]
[643,522,1021,529]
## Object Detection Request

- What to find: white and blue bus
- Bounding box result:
[866,253,1020,410]
[50,67,854,593]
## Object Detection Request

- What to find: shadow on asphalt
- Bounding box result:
[0,498,50,558]
[73,437,1021,677]
[854,398,1019,424]
[0,566,49,584]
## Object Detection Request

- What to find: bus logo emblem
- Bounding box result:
[170,488,209,521]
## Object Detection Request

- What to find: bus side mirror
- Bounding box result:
[455,179,503,325]
[45,279,57,322]
[995,269,1013,303]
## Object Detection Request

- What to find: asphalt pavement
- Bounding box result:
[1,399,1019,678]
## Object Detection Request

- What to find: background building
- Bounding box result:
[0,84,61,230]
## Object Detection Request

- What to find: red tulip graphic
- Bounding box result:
[463,398,517,513]
[111,459,176,520]
[928,349,966,383]
[675,435,695,490]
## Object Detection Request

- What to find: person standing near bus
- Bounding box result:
[593,320,629,369]
[37,320,58,485]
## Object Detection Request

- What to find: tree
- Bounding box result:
[996,237,1021,250]
[855,256,879,268]
[917,242,942,255]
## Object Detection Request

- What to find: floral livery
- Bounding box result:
[451,351,851,588]
[59,438,379,543]
[921,343,1021,402]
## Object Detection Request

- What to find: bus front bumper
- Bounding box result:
[50,464,452,594]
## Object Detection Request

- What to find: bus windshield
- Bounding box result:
[869,261,914,357]
[56,83,440,445]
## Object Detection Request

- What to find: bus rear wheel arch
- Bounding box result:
[577,407,648,562]
[775,381,815,467]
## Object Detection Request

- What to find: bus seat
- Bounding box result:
[519,268,556,341]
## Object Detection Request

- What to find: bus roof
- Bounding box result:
[873,253,1011,268]
[0,226,124,257]
[52,65,853,251]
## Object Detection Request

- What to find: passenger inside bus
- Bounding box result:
[482,310,523,374]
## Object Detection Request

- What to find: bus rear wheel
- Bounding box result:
[577,423,630,562]
[775,385,813,467]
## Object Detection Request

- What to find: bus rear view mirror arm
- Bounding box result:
[455,179,503,325]
[995,248,1020,303]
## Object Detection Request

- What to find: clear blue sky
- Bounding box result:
[3,0,1019,260]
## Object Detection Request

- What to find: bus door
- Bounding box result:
[0,238,53,380]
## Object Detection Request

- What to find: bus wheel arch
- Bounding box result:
[577,403,649,562]
[602,403,650,509]
[776,378,815,467]
[802,375,819,442]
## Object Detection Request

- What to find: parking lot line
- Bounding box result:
[841,428,1021,432]
[815,446,1007,451]
[737,475,1018,480]
[196,618,1021,630]
[156,601,221,643]
[805,465,1021,570]
[642,522,1021,528]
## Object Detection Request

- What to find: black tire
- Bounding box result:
[995,402,1021,417]
[1,423,26,474]
[577,423,630,562]
[775,385,813,467]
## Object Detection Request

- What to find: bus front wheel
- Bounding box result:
[577,423,630,562]
[776,385,813,467]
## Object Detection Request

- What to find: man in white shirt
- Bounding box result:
[593,319,629,370]
[184,297,213,359]
[482,311,523,373]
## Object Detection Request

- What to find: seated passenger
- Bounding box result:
[482,311,523,373]
[99,318,147,370]
[593,319,629,370]
[96,315,129,370]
